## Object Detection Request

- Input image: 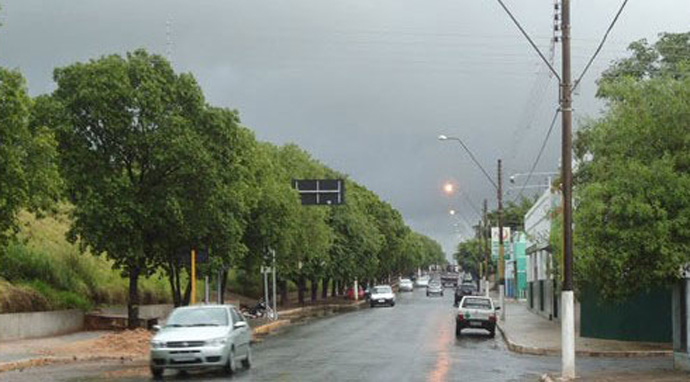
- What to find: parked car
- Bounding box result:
[426,281,444,297]
[370,285,396,307]
[149,305,252,378]
[455,296,499,338]
[346,285,365,300]
[454,283,478,306]
[399,278,414,292]
[415,275,430,288]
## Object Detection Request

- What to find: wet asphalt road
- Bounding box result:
[1,288,673,382]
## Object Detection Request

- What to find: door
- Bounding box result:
[231,308,251,357]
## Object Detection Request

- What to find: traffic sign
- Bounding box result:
[292,179,345,206]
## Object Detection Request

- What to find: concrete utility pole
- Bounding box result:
[272,249,278,320]
[498,159,505,321]
[561,0,575,378]
[483,199,490,297]
[217,270,222,304]
[191,249,196,305]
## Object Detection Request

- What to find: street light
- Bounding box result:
[439,133,503,316]
[443,183,454,194]
[509,172,558,184]
[438,135,498,190]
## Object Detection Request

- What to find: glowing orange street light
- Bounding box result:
[443,183,454,194]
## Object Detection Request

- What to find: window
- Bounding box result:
[230,308,242,325]
[166,307,229,327]
[462,298,492,310]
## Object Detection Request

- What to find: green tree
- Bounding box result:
[51,50,215,326]
[574,33,690,300]
[454,238,483,277]
[0,68,61,245]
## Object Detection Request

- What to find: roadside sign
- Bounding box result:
[491,227,511,260]
[292,179,345,206]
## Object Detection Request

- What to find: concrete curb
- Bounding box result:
[251,300,368,343]
[0,354,146,374]
[496,321,673,358]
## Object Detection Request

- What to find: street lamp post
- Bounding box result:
[439,134,504,316]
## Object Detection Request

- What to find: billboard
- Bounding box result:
[491,227,511,260]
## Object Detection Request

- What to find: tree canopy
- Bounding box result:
[0,68,61,245]
[574,32,690,301]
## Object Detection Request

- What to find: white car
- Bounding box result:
[455,296,499,338]
[414,276,430,288]
[149,305,252,378]
[399,278,414,292]
[369,285,396,307]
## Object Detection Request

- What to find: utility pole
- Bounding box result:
[190,249,196,305]
[561,0,575,378]
[483,199,490,297]
[272,249,278,320]
[498,159,505,321]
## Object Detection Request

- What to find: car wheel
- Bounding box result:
[150,367,164,379]
[370,302,375,308]
[241,345,252,369]
[225,347,237,375]
[489,328,496,338]
[390,301,395,307]
[455,326,462,337]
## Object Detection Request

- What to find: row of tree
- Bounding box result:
[0,49,445,326]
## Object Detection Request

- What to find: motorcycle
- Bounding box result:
[240,299,274,319]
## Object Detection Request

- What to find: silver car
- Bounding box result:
[426,281,444,297]
[149,305,252,378]
[399,278,414,292]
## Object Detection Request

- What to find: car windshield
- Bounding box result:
[373,287,392,294]
[166,308,228,327]
[462,298,492,310]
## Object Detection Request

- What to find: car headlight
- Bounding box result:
[206,337,228,347]
[150,340,165,349]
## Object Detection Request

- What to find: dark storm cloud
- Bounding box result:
[1,0,688,258]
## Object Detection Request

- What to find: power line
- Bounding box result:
[494,0,561,81]
[512,108,560,202]
[573,0,630,92]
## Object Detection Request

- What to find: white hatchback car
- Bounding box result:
[369,285,396,307]
[149,305,252,378]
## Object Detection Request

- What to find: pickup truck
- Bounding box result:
[455,296,499,338]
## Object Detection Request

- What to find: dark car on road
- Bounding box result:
[454,282,477,306]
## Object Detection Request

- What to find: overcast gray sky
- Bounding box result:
[1,0,688,259]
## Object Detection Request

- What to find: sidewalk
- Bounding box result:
[496,298,672,357]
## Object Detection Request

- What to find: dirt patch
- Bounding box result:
[40,329,152,359]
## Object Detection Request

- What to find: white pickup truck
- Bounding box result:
[455,296,499,338]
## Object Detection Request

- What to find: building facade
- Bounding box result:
[524,188,561,321]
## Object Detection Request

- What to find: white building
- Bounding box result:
[524,187,561,321]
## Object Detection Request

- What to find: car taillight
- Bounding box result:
[457,313,464,321]
[489,314,497,322]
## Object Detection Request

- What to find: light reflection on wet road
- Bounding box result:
[0,288,673,382]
